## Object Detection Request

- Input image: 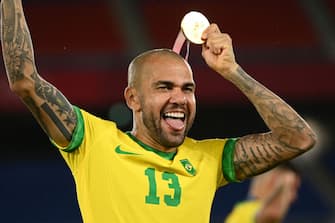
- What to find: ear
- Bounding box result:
[124,86,141,112]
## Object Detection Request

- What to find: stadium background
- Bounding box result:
[0,0,334,222]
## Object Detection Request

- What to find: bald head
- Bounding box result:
[127,48,191,89]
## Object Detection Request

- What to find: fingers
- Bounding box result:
[201,23,232,55]
[201,23,221,39]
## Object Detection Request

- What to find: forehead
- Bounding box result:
[143,55,194,83]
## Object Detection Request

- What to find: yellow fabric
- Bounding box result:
[59,108,233,223]
[225,200,262,223]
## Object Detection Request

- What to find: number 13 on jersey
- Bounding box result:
[145,167,181,207]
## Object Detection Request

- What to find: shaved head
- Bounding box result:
[124,48,196,151]
[127,48,191,89]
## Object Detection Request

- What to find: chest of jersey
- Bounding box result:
[74,134,221,223]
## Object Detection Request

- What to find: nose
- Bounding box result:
[170,88,187,105]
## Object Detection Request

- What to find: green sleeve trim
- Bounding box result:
[222,138,239,182]
[51,105,85,152]
[63,106,85,152]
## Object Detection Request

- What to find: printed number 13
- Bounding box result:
[145,167,181,206]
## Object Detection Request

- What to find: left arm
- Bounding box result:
[201,24,317,180]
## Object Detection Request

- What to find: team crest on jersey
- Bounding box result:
[180,159,196,176]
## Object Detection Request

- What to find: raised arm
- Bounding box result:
[201,24,317,180]
[1,0,76,147]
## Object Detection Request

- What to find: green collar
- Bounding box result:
[126,132,176,160]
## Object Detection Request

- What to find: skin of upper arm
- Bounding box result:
[233,132,301,181]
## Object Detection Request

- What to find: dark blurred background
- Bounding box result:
[0,0,334,222]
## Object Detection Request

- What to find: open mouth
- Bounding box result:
[163,112,186,131]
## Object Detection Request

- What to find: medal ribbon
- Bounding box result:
[172,30,190,61]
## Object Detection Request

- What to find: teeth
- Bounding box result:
[164,112,185,119]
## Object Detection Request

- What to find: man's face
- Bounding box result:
[136,56,196,149]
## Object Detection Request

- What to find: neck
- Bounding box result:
[130,130,178,153]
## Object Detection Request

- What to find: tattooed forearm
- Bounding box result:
[234,66,255,94]
[231,67,315,179]
[1,0,76,145]
[220,49,315,179]
[235,67,278,101]
[1,0,35,84]
[232,66,316,151]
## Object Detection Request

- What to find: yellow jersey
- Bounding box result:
[56,106,238,223]
[225,200,262,223]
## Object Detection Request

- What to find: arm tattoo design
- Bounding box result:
[41,103,72,141]
[22,96,50,136]
[1,1,34,84]
[232,67,314,178]
[32,71,75,141]
[236,67,308,150]
[1,1,75,140]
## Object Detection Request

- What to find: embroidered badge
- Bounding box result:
[180,159,196,176]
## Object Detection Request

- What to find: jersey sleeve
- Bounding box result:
[224,200,262,223]
[49,106,85,152]
[222,138,239,183]
[55,106,118,173]
[194,137,239,187]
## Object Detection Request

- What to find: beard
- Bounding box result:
[141,108,193,148]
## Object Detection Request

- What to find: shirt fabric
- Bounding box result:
[225,200,262,223]
[55,106,238,223]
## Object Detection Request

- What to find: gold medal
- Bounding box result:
[180,11,210,44]
[172,11,210,59]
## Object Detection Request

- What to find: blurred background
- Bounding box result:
[0,0,334,222]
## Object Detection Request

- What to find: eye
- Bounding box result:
[183,85,195,93]
[156,83,173,91]
[186,87,194,92]
[157,85,167,89]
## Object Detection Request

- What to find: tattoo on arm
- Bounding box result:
[234,135,278,179]
[22,96,50,136]
[32,71,75,140]
[41,103,72,141]
[1,1,76,140]
[234,133,306,179]
[1,0,34,84]
[235,67,312,151]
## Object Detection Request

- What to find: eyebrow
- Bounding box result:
[154,80,196,88]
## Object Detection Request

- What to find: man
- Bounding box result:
[224,162,301,223]
[0,1,316,223]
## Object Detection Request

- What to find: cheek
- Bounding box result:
[189,96,196,110]
[142,96,163,114]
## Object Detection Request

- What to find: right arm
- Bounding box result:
[1,0,76,147]
[201,24,316,180]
